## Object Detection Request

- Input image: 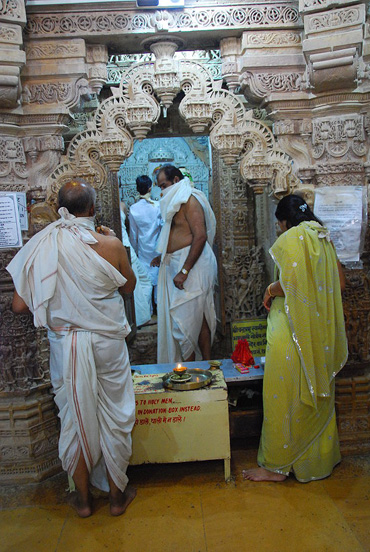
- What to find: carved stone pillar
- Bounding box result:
[0,0,65,481]
[0,127,65,483]
[0,29,108,482]
[211,148,264,344]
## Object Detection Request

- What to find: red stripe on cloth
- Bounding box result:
[41,270,57,283]
[71,332,93,469]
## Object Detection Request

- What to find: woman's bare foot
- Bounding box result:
[68,491,93,518]
[242,467,287,482]
[109,486,137,516]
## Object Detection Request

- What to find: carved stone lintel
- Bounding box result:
[25,39,85,60]
[242,30,302,48]
[25,5,300,40]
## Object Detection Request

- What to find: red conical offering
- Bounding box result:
[231,339,254,366]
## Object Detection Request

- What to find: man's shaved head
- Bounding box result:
[58,179,96,216]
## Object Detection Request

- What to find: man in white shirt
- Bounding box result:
[129,175,162,308]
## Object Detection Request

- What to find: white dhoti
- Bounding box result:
[7,208,135,493]
[157,243,217,363]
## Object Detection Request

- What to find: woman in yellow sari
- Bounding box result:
[244,194,347,482]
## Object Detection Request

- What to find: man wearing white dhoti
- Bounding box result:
[129,175,162,308]
[152,165,217,363]
[7,180,137,518]
[120,202,152,327]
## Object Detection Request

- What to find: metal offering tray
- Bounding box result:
[163,368,213,391]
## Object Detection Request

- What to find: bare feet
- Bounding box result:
[109,485,137,516]
[242,467,287,482]
[68,491,93,518]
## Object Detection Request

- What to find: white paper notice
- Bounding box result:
[0,192,23,248]
[314,186,363,263]
[16,192,28,231]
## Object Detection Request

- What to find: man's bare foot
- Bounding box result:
[109,486,137,516]
[242,467,287,482]
[68,491,93,518]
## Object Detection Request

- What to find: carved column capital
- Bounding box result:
[220,37,241,92]
[302,2,365,93]
[86,43,108,95]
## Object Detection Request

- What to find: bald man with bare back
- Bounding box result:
[152,166,217,363]
[7,180,136,519]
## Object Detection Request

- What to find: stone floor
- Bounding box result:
[0,442,369,552]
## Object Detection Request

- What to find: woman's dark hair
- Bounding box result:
[275,194,323,228]
[136,175,152,195]
[158,164,184,183]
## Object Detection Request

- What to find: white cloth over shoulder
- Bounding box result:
[7,208,130,336]
[7,208,134,492]
[156,176,216,259]
[156,178,217,363]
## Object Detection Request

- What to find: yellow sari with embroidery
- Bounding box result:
[258,221,348,481]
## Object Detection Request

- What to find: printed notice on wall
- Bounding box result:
[16,193,28,231]
[0,192,23,249]
[231,318,267,356]
[314,186,364,263]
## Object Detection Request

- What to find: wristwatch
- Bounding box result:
[181,268,189,275]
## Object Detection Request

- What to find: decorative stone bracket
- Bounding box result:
[21,39,108,112]
[0,0,27,108]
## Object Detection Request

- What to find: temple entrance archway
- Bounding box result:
[46,37,299,355]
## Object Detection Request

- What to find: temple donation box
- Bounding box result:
[131,369,231,480]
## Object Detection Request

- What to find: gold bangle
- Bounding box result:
[267,283,274,297]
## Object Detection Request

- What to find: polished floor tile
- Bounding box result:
[0,446,369,552]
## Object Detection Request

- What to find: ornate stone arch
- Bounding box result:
[47,38,299,209]
[44,40,300,338]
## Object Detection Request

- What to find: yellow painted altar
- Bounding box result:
[130,369,231,480]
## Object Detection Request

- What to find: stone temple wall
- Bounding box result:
[0,0,369,483]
